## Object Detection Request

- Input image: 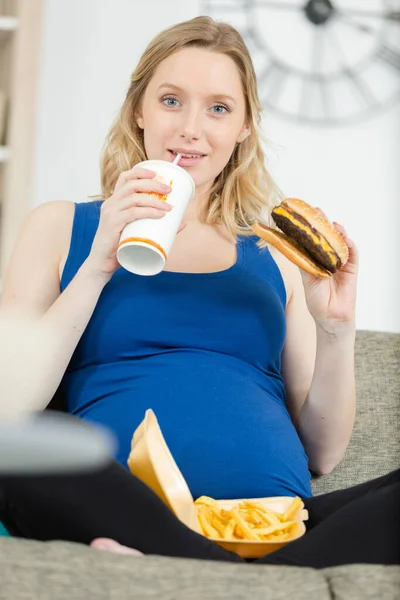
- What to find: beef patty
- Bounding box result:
[271,209,340,273]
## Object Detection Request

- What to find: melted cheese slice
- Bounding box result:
[273,206,338,265]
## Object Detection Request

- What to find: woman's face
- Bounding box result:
[135,47,250,197]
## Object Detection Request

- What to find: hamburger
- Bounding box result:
[253,198,349,279]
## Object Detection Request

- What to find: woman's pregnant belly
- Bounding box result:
[64,351,312,499]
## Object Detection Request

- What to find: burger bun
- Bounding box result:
[253,223,333,279]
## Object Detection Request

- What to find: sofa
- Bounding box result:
[0,330,399,599]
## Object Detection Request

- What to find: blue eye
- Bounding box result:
[211,104,229,114]
[162,96,180,107]
[161,95,230,114]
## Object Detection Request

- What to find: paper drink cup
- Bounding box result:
[117,160,195,276]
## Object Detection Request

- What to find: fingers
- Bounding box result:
[333,222,359,271]
[113,178,173,215]
[116,178,172,201]
[333,221,351,247]
[115,167,157,191]
[100,169,175,232]
[332,221,347,237]
[119,194,172,213]
[316,208,347,240]
[315,207,329,221]
[119,205,170,224]
[306,210,359,275]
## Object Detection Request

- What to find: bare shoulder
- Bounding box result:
[28,199,75,259]
[25,200,75,233]
[0,201,75,315]
[267,244,301,306]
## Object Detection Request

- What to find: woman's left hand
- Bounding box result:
[299,215,359,334]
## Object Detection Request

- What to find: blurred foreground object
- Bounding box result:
[0,411,116,474]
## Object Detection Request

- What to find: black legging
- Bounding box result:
[0,461,399,568]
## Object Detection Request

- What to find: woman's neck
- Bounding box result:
[184,189,210,221]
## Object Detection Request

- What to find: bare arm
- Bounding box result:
[0,201,110,417]
[0,166,173,419]
[297,324,356,475]
[281,261,356,475]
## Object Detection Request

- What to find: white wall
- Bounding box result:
[31,0,400,332]
[31,0,200,203]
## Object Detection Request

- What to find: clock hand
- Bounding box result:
[333,11,376,35]
[300,28,330,121]
[340,9,400,21]
[377,45,400,73]
[326,25,377,108]
[314,29,331,122]
[258,59,290,106]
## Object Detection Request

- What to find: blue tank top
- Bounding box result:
[60,201,312,499]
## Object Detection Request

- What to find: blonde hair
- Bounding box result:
[99,16,283,240]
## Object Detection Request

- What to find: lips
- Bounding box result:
[168,149,207,158]
[167,150,206,166]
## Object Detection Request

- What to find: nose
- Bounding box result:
[180,107,203,141]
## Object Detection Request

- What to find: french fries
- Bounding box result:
[194,496,303,542]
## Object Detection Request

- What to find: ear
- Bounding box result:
[237,123,251,144]
[135,112,144,129]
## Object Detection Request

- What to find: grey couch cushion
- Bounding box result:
[311,330,400,496]
[1,539,399,600]
[324,565,400,600]
[0,538,331,600]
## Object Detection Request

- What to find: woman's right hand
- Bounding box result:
[85,167,173,279]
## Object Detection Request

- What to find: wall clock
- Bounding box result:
[203,0,400,126]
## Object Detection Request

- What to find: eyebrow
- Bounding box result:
[157,82,237,106]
